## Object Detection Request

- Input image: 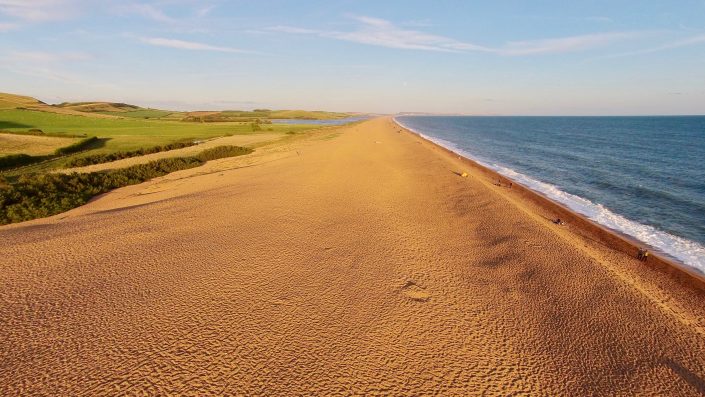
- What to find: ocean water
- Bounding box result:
[395,116,705,274]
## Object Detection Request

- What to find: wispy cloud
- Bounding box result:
[0,21,18,31]
[267,15,648,56]
[8,50,93,62]
[1,49,117,90]
[499,31,647,55]
[5,65,119,90]
[114,3,175,23]
[585,16,613,23]
[140,37,249,53]
[196,5,215,18]
[600,33,705,58]
[0,0,80,22]
[268,16,490,53]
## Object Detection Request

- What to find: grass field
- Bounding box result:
[0,109,315,152]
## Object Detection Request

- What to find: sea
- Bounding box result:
[395,115,705,275]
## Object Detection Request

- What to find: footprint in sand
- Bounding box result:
[401,280,431,302]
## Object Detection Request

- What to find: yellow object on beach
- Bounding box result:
[461,172,468,177]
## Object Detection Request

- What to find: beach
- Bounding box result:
[2,117,704,395]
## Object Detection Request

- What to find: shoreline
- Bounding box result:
[2,116,705,394]
[392,117,705,291]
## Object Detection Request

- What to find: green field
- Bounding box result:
[0,109,315,152]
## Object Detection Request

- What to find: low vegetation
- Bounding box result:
[0,145,253,225]
[0,154,48,170]
[64,140,198,168]
[196,145,253,161]
[0,158,202,224]
[0,136,102,171]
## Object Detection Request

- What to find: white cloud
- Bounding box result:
[268,26,320,35]
[1,49,116,90]
[140,37,248,53]
[268,15,649,56]
[114,3,175,23]
[0,21,18,31]
[269,16,490,53]
[0,0,80,22]
[196,5,215,18]
[8,50,93,62]
[498,31,648,55]
[601,33,705,58]
[585,16,613,23]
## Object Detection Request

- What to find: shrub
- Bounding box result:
[196,146,253,162]
[0,157,203,225]
[1,145,254,224]
[0,154,37,169]
[64,140,198,168]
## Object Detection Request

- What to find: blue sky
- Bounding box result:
[1,0,704,115]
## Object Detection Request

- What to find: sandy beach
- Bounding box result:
[1,117,704,395]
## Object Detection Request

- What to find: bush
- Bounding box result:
[0,136,99,171]
[1,145,254,224]
[55,136,99,155]
[64,140,198,168]
[0,157,203,225]
[196,146,253,162]
[0,154,38,169]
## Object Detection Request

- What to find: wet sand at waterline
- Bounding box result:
[2,117,704,395]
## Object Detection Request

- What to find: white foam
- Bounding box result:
[394,117,705,274]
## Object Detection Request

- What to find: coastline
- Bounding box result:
[393,117,705,290]
[2,117,704,395]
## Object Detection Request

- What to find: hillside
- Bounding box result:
[55,102,142,113]
[0,93,46,109]
[1,92,359,122]
[0,93,119,119]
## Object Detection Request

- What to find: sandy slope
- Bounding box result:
[1,118,704,396]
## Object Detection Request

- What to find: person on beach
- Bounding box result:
[642,250,650,262]
[637,248,644,260]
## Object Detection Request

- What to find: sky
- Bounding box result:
[1,0,704,115]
